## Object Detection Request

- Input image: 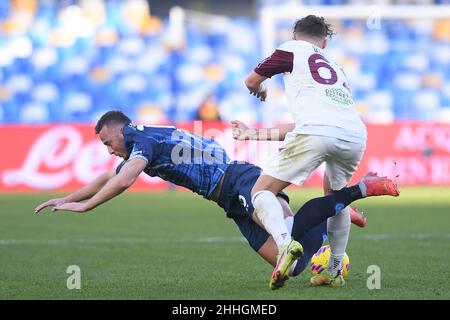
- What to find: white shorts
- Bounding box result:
[263,133,366,190]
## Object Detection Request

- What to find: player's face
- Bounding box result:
[98,124,128,159]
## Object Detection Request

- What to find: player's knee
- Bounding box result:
[251,190,271,206]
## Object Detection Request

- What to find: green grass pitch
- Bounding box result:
[0,187,449,300]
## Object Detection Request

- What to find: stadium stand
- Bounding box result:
[0,0,449,124]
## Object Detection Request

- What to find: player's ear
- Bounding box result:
[322,38,327,49]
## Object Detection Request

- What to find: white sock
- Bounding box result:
[359,181,367,198]
[284,215,294,235]
[288,260,298,276]
[327,206,350,276]
[329,253,344,276]
[252,190,292,248]
[285,215,297,276]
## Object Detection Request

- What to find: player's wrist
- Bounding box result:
[258,83,267,93]
[64,194,80,203]
[80,202,91,212]
[61,194,79,204]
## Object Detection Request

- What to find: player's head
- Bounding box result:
[95,110,131,159]
[292,15,334,49]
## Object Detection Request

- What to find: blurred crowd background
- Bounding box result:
[0,0,449,126]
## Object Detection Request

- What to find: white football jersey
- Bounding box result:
[277,40,367,142]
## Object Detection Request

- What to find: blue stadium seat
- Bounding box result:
[0,0,447,123]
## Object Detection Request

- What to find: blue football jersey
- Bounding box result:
[116,123,230,199]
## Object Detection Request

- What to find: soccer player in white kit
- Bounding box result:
[244,15,368,289]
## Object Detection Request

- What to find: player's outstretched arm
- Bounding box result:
[245,71,268,102]
[231,120,295,141]
[34,170,115,214]
[49,158,147,213]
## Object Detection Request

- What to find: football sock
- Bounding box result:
[290,221,327,276]
[287,183,365,277]
[288,260,298,276]
[285,216,296,275]
[284,215,294,234]
[252,190,292,248]
[291,187,353,240]
[349,183,364,200]
[329,253,344,276]
[327,207,351,276]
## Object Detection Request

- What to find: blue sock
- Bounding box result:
[292,185,363,276]
[289,187,359,276]
[291,187,354,241]
[291,221,327,276]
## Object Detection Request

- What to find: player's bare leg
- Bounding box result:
[323,172,366,228]
[311,172,399,287]
[253,176,398,288]
[251,174,292,247]
[322,171,351,282]
[253,196,295,268]
[251,176,303,290]
[349,207,366,228]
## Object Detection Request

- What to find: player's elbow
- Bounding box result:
[116,176,135,190]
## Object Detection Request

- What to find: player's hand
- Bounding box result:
[249,84,267,102]
[34,197,67,214]
[51,202,88,213]
[231,120,256,140]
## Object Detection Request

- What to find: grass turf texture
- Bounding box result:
[0,187,449,300]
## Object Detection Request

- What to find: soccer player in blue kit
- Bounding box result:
[35,110,399,289]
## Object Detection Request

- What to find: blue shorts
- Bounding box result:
[217,162,289,251]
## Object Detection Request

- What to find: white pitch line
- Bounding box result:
[0,234,449,246]
[353,233,450,241]
[0,237,246,246]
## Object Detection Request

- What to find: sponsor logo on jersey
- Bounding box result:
[325,88,353,106]
[130,145,144,158]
